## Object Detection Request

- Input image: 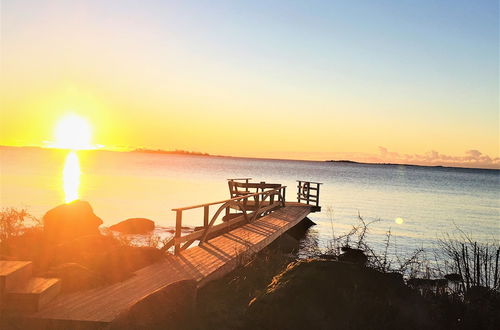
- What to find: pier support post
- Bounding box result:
[175,210,182,255]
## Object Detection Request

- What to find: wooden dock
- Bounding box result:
[2,180,321,328]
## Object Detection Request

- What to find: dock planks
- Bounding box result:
[29,204,312,324]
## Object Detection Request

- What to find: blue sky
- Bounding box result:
[1,0,498,167]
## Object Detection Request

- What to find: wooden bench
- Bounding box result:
[227,178,283,211]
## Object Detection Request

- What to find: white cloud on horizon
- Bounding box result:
[375,147,499,169]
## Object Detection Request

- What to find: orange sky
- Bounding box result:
[1,1,498,169]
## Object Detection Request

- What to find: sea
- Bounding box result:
[1,146,498,258]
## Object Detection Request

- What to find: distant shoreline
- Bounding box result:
[324,159,499,171]
[131,148,210,156]
[1,145,498,171]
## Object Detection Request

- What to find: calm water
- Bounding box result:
[1,146,499,253]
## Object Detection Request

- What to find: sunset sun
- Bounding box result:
[54,113,92,150]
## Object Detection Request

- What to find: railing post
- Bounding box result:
[306,182,310,205]
[204,205,209,228]
[316,183,320,207]
[175,210,182,255]
[282,186,286,206]
[297,181,301,202]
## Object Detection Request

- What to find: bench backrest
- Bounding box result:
[227,180,281,198]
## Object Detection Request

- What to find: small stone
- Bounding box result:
[109,218,155,234]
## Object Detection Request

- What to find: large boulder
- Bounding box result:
[43,201,103,245]
[247,259,432,330]
[109,218,155,234]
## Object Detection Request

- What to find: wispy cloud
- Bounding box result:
[374,147,499,169]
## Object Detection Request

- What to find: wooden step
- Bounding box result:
[0,261,33,301]
[5,277,62,313]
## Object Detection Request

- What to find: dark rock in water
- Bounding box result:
[109,218,155,234]
[339,247,367,265]
[285,217,316,240]
[45,262,103,292]
[43,200,103,245]
[109,279,197,330]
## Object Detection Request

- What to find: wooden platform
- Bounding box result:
[24,204,312,325]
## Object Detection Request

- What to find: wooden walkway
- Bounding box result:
[28,204,312,325]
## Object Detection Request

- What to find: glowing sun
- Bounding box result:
[54,113,92,150]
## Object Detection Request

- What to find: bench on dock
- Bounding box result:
[227,178,283,212]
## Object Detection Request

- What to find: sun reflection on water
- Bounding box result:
[63,151,81,203]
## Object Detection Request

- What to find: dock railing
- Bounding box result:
[227,178,282,199]
[162,186,287,255]
[297,180,322,208]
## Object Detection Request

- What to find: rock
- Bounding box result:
[45,263,103,292]
[339,247,368,265]
[247,259,432,330]
[109,218,155,234]
[109,279,197,330]
[43,201,103,245]
[285,217,316,240]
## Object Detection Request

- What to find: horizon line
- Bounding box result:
[1,144,499,171]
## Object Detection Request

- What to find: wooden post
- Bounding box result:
[283,186,287,206]
[204,205,209,228]
[306,182,310,205]
[316,183,320,207]
[175,210,182,255]
[297,181,301,202]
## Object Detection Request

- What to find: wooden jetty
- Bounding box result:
[1,179,322,328]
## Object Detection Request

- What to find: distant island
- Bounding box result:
[131,148,210,156]
[325,159,499,171]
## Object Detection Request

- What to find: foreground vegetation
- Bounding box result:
[192,215,499,330]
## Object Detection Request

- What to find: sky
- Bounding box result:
[1,0,499,168]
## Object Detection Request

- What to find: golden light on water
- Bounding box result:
[53,113,92,203]
[63,151,81,203]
